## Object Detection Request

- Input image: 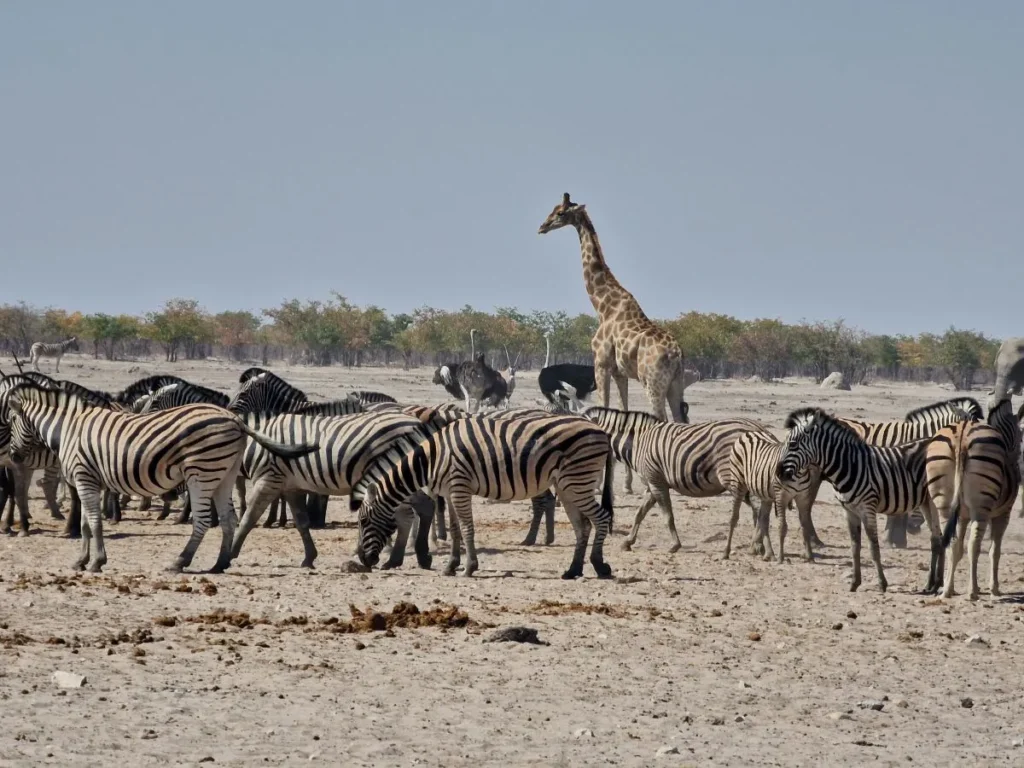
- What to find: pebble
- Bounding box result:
[748,632,761,642]
[831,622,843,631]
[965,635,988,647]
[734,715,745,723]
[1011,738,1023,748]
[656,746,680,756]
[139,729,157,740]
[827,712,853,721]
[52,671,86,689]
[960,697,974,709]
[573,728,594,740]
[858,701,885,711]
[708,716,725,726]
[738,681,752,689]
[846,611,858,619]
[895,699,909,709]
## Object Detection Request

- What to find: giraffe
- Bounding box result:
[538,192,689,494]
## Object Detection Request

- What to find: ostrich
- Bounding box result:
[501,346,520,407]
[432,329,506,412]
[537,331,598,412]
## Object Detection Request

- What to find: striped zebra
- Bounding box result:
[724,430,819,563]
[929,398,1021,599]
[351,413,615,579]
[350,390,398,406]
[28,337,78,373]
[228,408,439,570]
[583,406,773,552]
[6,382,319,572]
[777,407,943,593]
[114,375,201,407]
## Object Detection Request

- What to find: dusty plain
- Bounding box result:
[1,355,1023,767]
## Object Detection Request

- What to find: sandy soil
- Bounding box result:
[2,354,1023,767]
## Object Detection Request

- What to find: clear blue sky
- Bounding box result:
[2,1,1021,337]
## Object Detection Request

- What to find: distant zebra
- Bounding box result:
[777,407,942,593]
[28,337,78,373]
[929,398,1021,599]
[229,408,439,570]
[6,383,318,572]
[352,413,615,579]
[583,406,770,552]
[724,430,819,563]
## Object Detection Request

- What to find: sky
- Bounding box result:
[1,1,1022,338]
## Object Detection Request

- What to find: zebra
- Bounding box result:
[582,406,771,552]
[723,429,819,563]
[351,413,615,579]
[28,337,78,373]
[777,407,943,593]
[350,390,398,406]
[228,408,440,570]
[114,375,202,407]
[929,398,1021,599]
[6,382,319,572]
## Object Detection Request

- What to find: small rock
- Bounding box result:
[139,729,157,740]
[965,635,988,647]
[338,560,369,573]
[354,642,366,651]
[266,729,275,737]
[709,609,723,617]
[199,758,215,764]
[484,627,548,645]
[858,700,884,711]
[827,712,852,721]
[709,716,725,726]
[831,622,843,631]
[734,715,745,723]
[1011,738,1023,748]
[960,697,974,709]
[573,728,594,740]
[895,699,909,709]
[738,681,752,689]
[51,671,86,689]
[846,611,858,619]
[656,745,680,756]
[748,632,761,642]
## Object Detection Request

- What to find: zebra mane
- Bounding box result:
[238,367,275,384]
[115,375,192,404]
[581,406,662,434]
[404,403,467,431]
[52,380,116,408]
[8,382,112,413]
[350,390,398,405]
[784,407,862,442]
[294,398,364,417]
[349,436,428,512]
[228,371,308,414]
[904,397,982,424]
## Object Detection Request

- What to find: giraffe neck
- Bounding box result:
[572,212,619,317]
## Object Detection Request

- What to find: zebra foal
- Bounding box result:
[352,413,615,579]
[777,407,943,593]
[6,383,318,573]
[928,399,1020,599]
[28,337,78,373]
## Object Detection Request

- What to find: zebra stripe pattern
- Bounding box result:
[230,409,436,569]
[583,406,772,552]
[778,407,942,593]
[352,413,615,579]
[928,398,1021,599]
[28,337,78,373]
[350,390,398,406]
[6,383,319,573]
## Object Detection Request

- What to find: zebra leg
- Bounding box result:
[72,501,92,571]
[772,501,785,563]
[650,478,682,553]
[443,496,463,576]
[230,480,283,559]
[522,490,554,546]
[410,493,435,569]
[723,492,745,560]
[174,493,192,524]
[453,492,478,576]
[169,479,214,572]
[10,466,33,536]
[64,486,82,538]
[559,499,588,579]
[941,517,968,599]
[433,499,447,542]
[795,498,815,562]
[884,512,908,549]
[581,495,613,579]
[988,513,1010,597]
[209,462,241,573]
[137,495,152,512]
[235,476,248,517]
[863,511,887,593]
[77,483,107,572]
[382,503,415,570]
[41,469,63,520]
[285,491,319,568]
[263,495,281,528]
[54,353,61,374]
[612,372,634,493]
[0,470,13,532]
[844,508,863,592]
[621,486,659,551]
[923,500,945,595]
[966,518,988,601]
[156,493,175,520]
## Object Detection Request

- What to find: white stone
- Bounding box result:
[51,671,85,689]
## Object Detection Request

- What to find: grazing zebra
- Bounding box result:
[229,408,439,570]
[114,375,201,407]
[352,413,615,579]
[777,407,943,593]
[28,337,78,373]
[929,398,1021,599]
[583,406,770,552]
[6,383,319,572]
[724,430,820,563]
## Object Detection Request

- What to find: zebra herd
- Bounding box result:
[0,363,1021,599]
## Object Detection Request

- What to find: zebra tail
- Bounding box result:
[602,448,615,526]
[940,430,969,549]
[238,420,321,460]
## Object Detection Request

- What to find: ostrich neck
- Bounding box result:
[544,337,550,368]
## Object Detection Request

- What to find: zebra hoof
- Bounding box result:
[620,541,634,552]
[209,561,230,574]
[165,563,185,574]
[87,562,105,573]
[300,559,316,569]
[463,563,478,577]
[71,561,87,572]
[593,562,612,579]
[17,529,30,538]
[560,569,583,580]
[416,554,433,570]
[50,511,65,521]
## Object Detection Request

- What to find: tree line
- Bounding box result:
[0,295,1003,391]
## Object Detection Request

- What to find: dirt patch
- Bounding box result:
[527,599,632,619]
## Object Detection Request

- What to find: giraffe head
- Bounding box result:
[538,192,585,234]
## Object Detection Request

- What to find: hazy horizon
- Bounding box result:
[2,2,1021,338]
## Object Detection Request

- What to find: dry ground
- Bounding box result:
[2,354,1023,767]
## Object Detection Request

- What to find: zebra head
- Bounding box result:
[354,481,396,569]
[777,407,834,482]
[6,385,55,464]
